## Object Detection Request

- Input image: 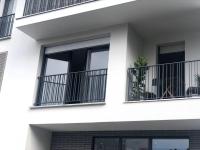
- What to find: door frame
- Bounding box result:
[156,41,185,65]
[156,41,186,98]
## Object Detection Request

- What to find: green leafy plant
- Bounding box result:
[131,57,148,99]
[195,74,200,87]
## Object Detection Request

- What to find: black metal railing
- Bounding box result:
[23,0,97,16]
[0,14,15,38]
[128,60,200,101]
[36,69,107,106]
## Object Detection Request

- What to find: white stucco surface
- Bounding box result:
[0,0,200,150]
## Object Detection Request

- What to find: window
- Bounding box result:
[122,138,149,150]
[36,45,109,106]
[89,50,109,70]
[43,45,109,76]
[94,138,150,150]
[93,137,189,150]
[152,139,189,150]
[94,138,120,150]
[0,52,7,91]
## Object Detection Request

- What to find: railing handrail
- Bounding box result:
[36,68,107,106]
[38,68,108,78]
[129,59,200,70]
[0,14,15,18]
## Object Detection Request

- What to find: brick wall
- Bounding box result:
[51,130,200,150]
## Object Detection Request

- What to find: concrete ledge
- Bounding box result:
[30,102,106,109]
[0,36,11,41]
[124,97,200,104]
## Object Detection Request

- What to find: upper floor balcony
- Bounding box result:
[23,0,98,16]
[15,0,200,40]
[16,0,136,40]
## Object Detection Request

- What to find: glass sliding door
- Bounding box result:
[94,138,120,150]
[38,53,70,105]
[122,138,149,150]
[152,139,189,150]
[86,46,109,101]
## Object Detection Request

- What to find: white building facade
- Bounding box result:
[0,0,200,149]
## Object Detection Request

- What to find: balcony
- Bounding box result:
[128,60,200,101]
[16,0,137,40]
[35,69,107,106]
[23,0,98,16]
[0,14,15,39]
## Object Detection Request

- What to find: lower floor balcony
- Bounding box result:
[0,14,15,39]
[128,59,200,101]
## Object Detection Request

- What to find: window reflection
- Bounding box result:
[89,50,109,70]
[45,58,69,75]
[152,139,189,150]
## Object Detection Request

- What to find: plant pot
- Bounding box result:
[186,86,200,96]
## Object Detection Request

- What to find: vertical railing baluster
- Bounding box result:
[23,0,98,15]
[0,14,14,38]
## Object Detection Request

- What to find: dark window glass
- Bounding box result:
[122,138,149,150]
[94,138,120,150]
[152,139,189,150]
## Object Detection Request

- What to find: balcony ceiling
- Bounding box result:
[16,0,200,40]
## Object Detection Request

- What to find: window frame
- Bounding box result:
[86,45,109,71]
[35,44,109,106]
[41,44,109,77]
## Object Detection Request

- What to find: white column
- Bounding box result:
[26,126,52,150]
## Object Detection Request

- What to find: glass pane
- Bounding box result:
[45,58,69,76]
[89,50,109,70]
[122,139,149,150]
[152,139,189,150]
[94,138,120,150]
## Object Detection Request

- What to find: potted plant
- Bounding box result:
[186,74,200,96]
[130,57,148,100]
